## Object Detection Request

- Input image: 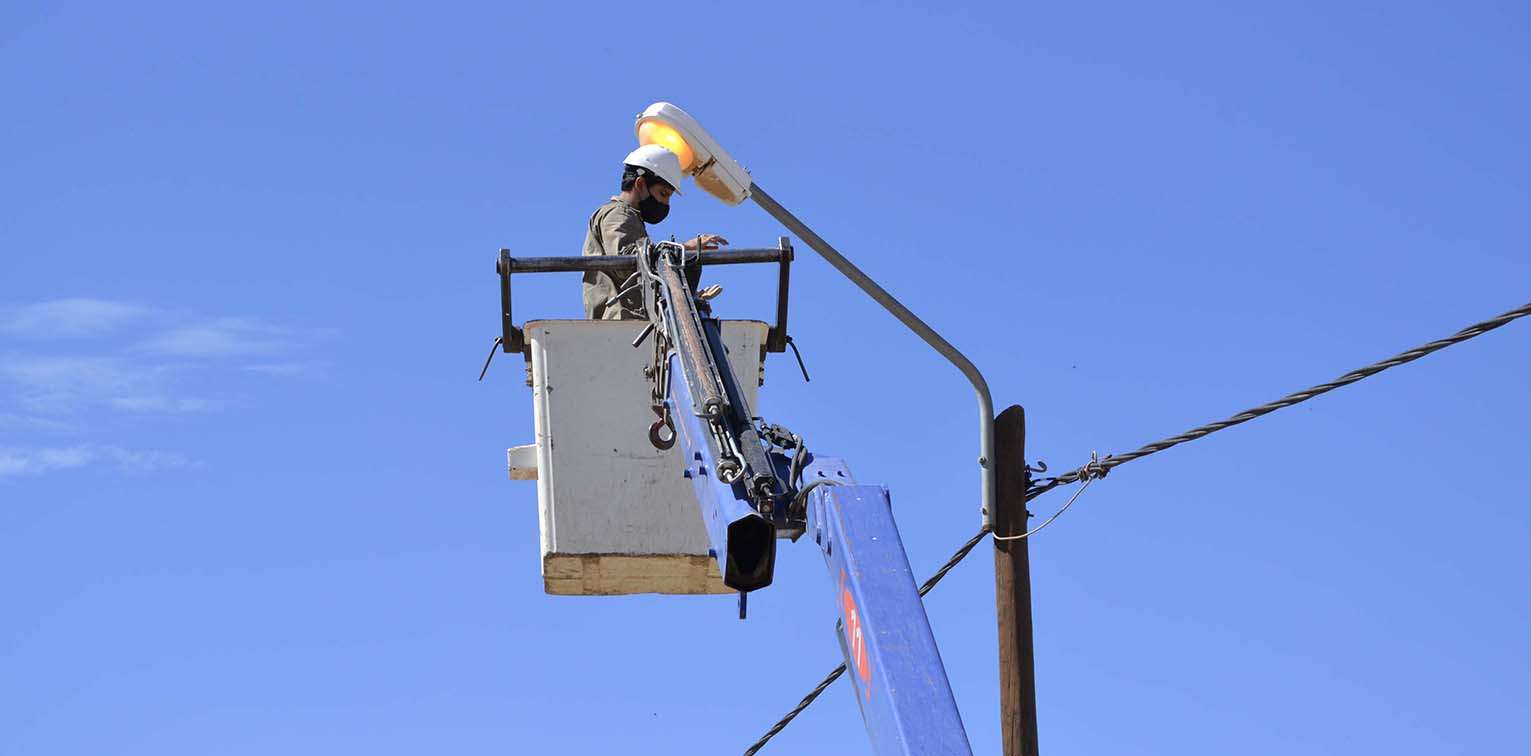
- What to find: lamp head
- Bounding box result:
[635,102,752,206]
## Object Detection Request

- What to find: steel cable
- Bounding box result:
[744,299,1530,753]
[1034,300,1531,489]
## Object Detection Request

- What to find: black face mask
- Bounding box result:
[638,184,670,224]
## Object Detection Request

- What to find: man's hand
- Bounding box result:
[683,233,728,251]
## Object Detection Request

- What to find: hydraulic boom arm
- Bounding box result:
[635,241,974,754]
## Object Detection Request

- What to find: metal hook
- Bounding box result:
[648,404,676,450]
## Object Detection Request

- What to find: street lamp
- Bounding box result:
[635,102,752,206]
[635,102,998,527]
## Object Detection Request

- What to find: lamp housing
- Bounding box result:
[636,102,752,206]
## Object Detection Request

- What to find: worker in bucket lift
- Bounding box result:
[582,144,726,320]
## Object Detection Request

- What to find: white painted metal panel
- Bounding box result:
[514,319,768,595]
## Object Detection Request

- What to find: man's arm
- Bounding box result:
[597,207,649,319]
[600,206,648,257]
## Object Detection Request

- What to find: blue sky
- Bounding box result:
[3,1,1528,753]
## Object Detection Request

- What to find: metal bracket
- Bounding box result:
[766,236,793,354]
[496,248,525,354]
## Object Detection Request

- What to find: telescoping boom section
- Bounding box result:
[496,240,973,753]
[800,456,973,754]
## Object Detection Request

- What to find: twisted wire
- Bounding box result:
[1042,300,1531,488]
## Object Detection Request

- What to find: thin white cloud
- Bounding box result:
[0,354,175,414]
[0,299,151,339]
[0,413,76,433]
[0,444,196,478]
[0,354,151,390]
[0,299,315,477]
[0,446,93,476]
[1,300,317,417]
[242,362,307,377]
[106,396,221,413]
[97,445,197,473]
[139,318,288,358]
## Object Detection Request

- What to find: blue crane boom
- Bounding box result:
[801,456,973,754]
[641,241,974,754]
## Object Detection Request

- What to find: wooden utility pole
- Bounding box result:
[993,405,1039,756]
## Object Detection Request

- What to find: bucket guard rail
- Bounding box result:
[493,238,794,354]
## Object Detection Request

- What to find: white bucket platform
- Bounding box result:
[507,319,770,595]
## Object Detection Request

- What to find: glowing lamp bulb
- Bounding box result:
[637,120,696,172]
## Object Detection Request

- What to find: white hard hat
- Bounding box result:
[623,144,685,195]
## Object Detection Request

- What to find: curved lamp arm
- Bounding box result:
[748,183,997,527]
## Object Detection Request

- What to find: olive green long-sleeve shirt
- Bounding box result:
[581,198,647,320]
